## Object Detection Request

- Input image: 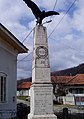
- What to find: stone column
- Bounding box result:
[28,25,57,119]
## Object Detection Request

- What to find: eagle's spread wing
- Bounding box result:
[23,0,59,24]
[23,0,41,18]
[44,11,59,18]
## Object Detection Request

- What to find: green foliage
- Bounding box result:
[17,96,29,101]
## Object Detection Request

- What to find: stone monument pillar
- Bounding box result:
[28,25,57,119]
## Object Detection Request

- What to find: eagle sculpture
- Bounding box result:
[23,0,59,24]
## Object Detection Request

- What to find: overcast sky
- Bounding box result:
[0,0,84,80]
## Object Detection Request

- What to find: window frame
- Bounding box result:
[0,72,7,103]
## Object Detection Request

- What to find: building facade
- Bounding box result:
[17,82,31,96]
[0,23,28,119]
[51,74,84,105]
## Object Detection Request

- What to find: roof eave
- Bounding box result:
[0,23,28,53]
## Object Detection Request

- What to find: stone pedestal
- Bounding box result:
[28,25,57,119]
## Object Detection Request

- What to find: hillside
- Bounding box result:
[17,63,84,85]
[17,77,32,86]
[51,63,84,76]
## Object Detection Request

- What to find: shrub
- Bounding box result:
[17,103,30,119]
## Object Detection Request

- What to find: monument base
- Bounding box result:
[28,114,57,119]
[28,84,57,119]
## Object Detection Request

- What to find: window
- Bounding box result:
[0,72,7,103]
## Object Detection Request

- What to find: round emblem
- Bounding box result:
[36,46,48,58]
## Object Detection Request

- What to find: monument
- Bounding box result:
[23,0,59,119]
[28,25,57,119]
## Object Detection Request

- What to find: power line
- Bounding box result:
[17,0,77,64]
[47,0,58,26]
[18,27,34,63]
[17,51,32,63]
[21,59,32,62]
[17,27,34,63]
[53,0,58,11]
[18,0,58,63]
[18,59,32,62]
[17,0,58,65]
[50,37,84,54]
[22,27,34,43]
[48,0,77,38]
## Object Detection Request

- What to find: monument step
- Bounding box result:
[28,114,57,119]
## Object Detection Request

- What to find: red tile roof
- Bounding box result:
[51,76,73,84]
[67,74,84,85]
[18,74,84,89]
[17,82,32,89]
[51,74,84,85]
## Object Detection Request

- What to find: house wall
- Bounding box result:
[68,86,84,105]
[17,90,29,96]
[0,38,18,118]
[62,86,84,106]
[55,85,84,106]
[62,94,75,105]
[74,94,84,105]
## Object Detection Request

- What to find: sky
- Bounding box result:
[0,0,84,80]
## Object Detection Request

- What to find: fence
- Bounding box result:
[54,107,84,119]
[0,110,16,119]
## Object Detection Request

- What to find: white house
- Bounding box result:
[51,74,84,105]
[0,23,28,119]
[17,82,31,96]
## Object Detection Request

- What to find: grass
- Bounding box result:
[17,96,29,101]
